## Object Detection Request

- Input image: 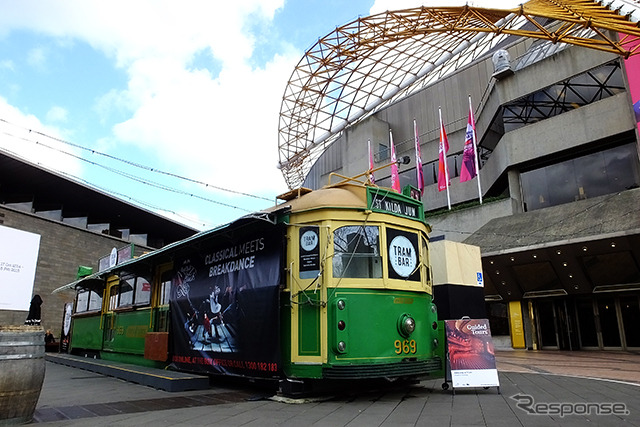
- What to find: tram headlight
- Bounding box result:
[398,314,416,338]
[337,320,346,330]
[337,299,346,310]
[337,341,346,352]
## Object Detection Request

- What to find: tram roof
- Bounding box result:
[53,182,414,294]
[51,211,280,294]
[270,183,370,214]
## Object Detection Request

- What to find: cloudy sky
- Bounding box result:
[0,0,521,230]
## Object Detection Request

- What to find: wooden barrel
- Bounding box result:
[0,325,46,425]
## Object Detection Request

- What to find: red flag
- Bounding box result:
[389,130,401,193]
[414,119,424,195]
[437,110,450,192]
[368,140,375,185]
[460,101,477,182]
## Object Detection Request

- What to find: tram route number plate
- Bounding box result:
[394,339,417,354]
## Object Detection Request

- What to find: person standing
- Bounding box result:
[25,294,42,326]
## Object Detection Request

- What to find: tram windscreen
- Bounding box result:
[333,225,382,278]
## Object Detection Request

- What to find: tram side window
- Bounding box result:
[116,275,152,308]
[88,290,102,311]
[75,289,103,313]
[134,277,151,306]
[109,286,119,311]
[159,270,172,306]
[119,278,134,307]
[333,225,382,278]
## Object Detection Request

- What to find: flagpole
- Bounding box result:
[389,129,401,193]
[413,119,424,196]
[469,95,483,204]
[367,139,375,185]
[439,107,451,210]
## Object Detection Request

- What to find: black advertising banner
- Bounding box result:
[170,222,283,378]
[386,228,420,282]
[445,319,499,388]
[59,302,73,353]
[299,226,320,279]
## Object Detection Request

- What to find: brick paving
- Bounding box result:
[34,350,640,426]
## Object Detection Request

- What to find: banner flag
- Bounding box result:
[389,130,401,192]
[438,108,451,210]
[414,119,424,195]
[368,140,375,185]
[460,96,483,203]
[437,109,450,192]
[460,103,477,182]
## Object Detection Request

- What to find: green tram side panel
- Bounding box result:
[153,305,170,332]
[70,314,103,351]
[102,309,152,356]
[297,292,321,356]
[328,288,436,365]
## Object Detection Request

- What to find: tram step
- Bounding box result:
[45,353,210,392]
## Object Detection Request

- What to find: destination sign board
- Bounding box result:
[368,188,423,221]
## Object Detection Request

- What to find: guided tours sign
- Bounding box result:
[445,318,500,389]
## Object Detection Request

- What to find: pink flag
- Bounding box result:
[460,101,477,182]
[414,120,424,195]
[368,140,375,185]
[389,130,401,193]
[437,110,450,192]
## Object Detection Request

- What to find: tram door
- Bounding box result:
[102,277,120,351]
[154,265,173,332]
[533,299,579,350]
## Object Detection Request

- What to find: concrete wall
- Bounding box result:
[0,206,153,338]
[427,198,514,243]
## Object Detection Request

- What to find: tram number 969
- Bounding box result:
[394,339,417,354]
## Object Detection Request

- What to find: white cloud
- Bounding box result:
[0,0,295,197]
[26,47,46,69]
[0,59,14,71]
[0,97,82,176]
[46,106,68,123]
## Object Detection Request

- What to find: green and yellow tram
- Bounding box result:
[64,180,445,391]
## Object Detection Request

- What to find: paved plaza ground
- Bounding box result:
[33,350,640,426]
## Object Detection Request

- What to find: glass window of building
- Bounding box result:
[521,143,640,212]
[502,61,624,132]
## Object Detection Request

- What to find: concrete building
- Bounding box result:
[301,34,640,350]
[0,150,198,337]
